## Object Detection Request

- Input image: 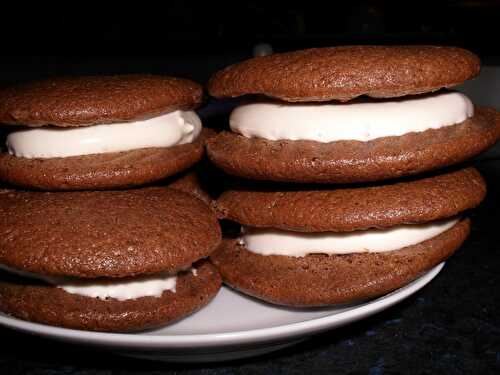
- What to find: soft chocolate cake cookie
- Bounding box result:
[206,46,500,183]
[211,168,485,306]
[216,167,485,232]
[0,260,220,333]
[167,128,220,206]
[168,168,214,206]
[0,187,222,331]
[212,221,469,306]
[0,75,209,190]
[208,46,480,102]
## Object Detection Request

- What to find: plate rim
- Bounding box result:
[0,262,444,349]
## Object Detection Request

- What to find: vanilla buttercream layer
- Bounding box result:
[230,91,473,142]
[0,264,182,301]
[6,110,202,159]
[240,218,459,257]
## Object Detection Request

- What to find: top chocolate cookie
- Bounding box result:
[0,187,221,278]
[208,46,479,102]
[0,74,203,127]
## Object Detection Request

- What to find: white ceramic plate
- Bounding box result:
[0,262,444,362]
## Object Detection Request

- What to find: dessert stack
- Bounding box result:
[0,75,222,331]
[207,46,500,306]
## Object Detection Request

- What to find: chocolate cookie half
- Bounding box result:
[207,108,499,184]
[0,188,220,277]
[207,46,500,183]
[0,260,220,332]
[216,167,485,232]
[167,128,220,206]
[0,75,208,190]
[211,168,484,306]
[209,46,479,102]
[0,188,222,331]
[212,221,468,306]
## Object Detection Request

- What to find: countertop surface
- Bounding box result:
[0,160,499,375]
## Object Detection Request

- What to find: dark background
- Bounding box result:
[1,1,500,86]
[0,1,499,374]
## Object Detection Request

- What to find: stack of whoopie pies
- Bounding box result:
[207,46,500,306]
[0,49,498,333]
[0,75,222,332]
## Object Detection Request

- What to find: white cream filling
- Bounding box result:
[239,218,458,257]
[6,110,202,158]
[0,264,183,301]
[230,91,473,142]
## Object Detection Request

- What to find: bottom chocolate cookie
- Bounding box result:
[0,260,221,332]
[0,128,215,191]
[211,219,469,306]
